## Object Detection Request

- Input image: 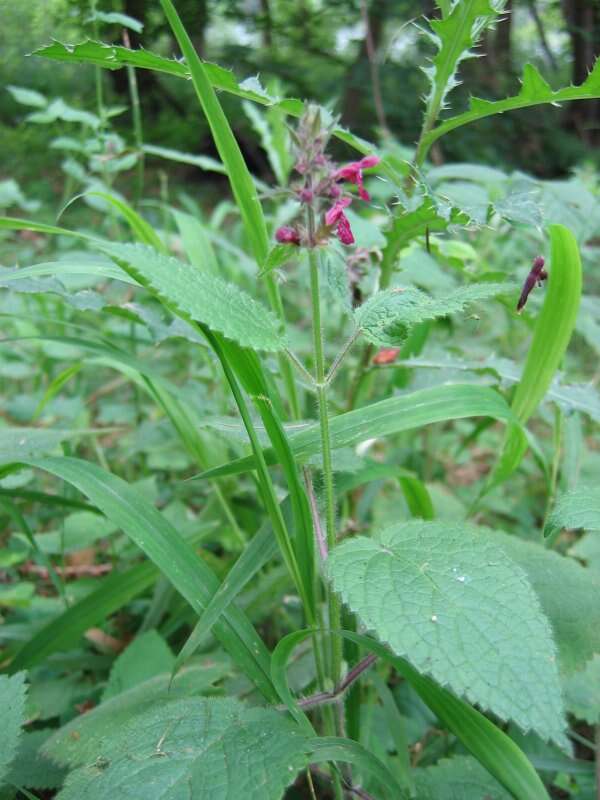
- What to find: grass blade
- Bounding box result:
[172,503,286,678]
[197,384,517,479]
[512,225,582,424]
[82,191,165,252]
[202,330,313,620]
[308,738,406,800]
[8,560,158,671]
[0,216,97,241]
[489,224,582,487]
[159,0,299,416]
[16,456,278,703]
[159,0,268,264]
[217,339,316,619]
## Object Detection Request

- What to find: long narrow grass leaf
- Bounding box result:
[197,384,516,478]
[16,457,278,703]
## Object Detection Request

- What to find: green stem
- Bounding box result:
[326,329,361,386]
[266,274,302,419]
[122,29,145,206]
[544,405,564,548]
[309,246,342,688]
[90,0,106,132]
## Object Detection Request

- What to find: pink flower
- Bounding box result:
[325,197,354,245]
[275,226,301,245]
[333,155,380,201]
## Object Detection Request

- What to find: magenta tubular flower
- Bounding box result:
[334,155,380,201]
[275,226,301,245]
[325,197,355,245]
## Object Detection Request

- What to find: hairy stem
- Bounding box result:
[295,654,377,711]
[308,243,343,689]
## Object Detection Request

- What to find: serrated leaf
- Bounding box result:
[5,730,67,791]
[494,189,543,227]
[259,243,298,277]
[276,628,550,800]
[545,486,600,538]
[52,697,311,800]
[355,283,514,347]
[414,756,512,799]
[423,58,600,153]
[99,242,286,351]
[564,655,600,724]
[327,521,568,749]
[0,672,27,783]
[500,534,600,675]
[42,663,230,769]
[0,270,105,311]
[102,631,174,701]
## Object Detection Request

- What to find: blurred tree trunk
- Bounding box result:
[340,0,387,134]
[259,0,273,49]
[561,0,600,145]
[525,0,558,71]
[495,0,513,72]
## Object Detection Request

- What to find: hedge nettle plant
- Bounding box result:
[1,1,600,799]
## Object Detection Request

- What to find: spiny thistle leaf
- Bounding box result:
[421,0,504,130]
[380,189,470,284]
[423,57,600,152]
